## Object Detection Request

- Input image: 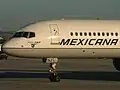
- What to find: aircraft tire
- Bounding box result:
[49,73,60,82]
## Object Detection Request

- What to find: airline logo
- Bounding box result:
[60,39,118,45]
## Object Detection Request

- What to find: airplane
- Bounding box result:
[1,19,120,82]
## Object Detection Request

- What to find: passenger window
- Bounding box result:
[115,32,118,36]
[75,32,78,36]
[84,32,87,36]
[93,32,96,36]
[70,32,73,36]
[23,32,29,38]
[111,32,114,36]
[89,32,91,36]
[106,32,109,36]
[80,32,82,36]
[29,32,35,38]
[98,32,100,36]
[102,32,105,36]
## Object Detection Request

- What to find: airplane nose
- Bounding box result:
[1,40,15,55]
[1,42,9,54]
[1,38,27,57]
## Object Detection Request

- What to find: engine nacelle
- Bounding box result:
[113,58,120,71]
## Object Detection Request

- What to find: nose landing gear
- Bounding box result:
[42,58,60,82]
[48,63,60,82]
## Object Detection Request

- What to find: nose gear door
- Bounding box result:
[49,24,60,44]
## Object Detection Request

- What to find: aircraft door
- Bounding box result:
[49,24,60,44]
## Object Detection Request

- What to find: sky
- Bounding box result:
[0,0,120,30]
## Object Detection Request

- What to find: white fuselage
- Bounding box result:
[2,20,120,58]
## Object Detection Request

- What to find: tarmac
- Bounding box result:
[0,56,120,90]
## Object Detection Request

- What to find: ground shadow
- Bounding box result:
[0,70,120,81]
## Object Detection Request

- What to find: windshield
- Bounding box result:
[12,31,35,38]
[23,32,29,38]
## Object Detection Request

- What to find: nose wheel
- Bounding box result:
[48,63,60,82]
[49,72,60,82]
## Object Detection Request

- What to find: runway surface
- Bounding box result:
[0,56,120,90]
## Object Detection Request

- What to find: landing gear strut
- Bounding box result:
[42,58,60,82]
[48,63,60,82]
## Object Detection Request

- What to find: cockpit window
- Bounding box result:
[12,31,35,38]
[13,32,24,37]
[29,32,35,38]
[23,32,29,38]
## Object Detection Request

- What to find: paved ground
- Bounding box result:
[0,56,120,90]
